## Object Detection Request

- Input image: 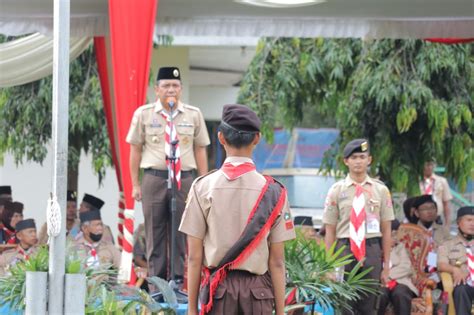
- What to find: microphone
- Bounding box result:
[166,97,177,108]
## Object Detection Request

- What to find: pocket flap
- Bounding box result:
[214,286,227,300]
[250,287,274,300]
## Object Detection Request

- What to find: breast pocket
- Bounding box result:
[448,250,466,267]
[176,124,194,148]
[145,125,165,144]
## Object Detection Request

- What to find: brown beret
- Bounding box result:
[221,104,261,132]
[156,67,181,81]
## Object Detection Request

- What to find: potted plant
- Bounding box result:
[284,231,379,314]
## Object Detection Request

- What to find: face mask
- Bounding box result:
[89,232,103,242]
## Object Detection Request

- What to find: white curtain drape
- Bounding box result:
[0,33,92,87]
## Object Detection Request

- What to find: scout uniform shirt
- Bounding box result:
[0,245,37,275]
[126,100,210,171]
[419,174,453,217]
[74,238,121,269]
[179,157,296,275]
[416,221,451,248]
[323,175,394,239]
[389,242,418,295]
[438,234,474,283]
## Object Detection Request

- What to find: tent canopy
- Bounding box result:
[1,0,473,39]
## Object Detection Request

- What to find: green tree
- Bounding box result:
[239,38,473,194]
[0,43,111,191]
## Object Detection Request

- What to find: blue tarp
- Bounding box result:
[253,128,339,171]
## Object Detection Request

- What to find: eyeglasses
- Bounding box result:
[418,204,437,212]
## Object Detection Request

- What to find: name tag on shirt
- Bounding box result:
[427,252,437,268]
[366,212,380,233]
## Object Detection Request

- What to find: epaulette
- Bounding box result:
[183,104,201,112]
[372,178,387,186]
[134,103,155,115]
[194,169,219,183]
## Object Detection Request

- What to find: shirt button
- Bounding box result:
[261,293,264,297]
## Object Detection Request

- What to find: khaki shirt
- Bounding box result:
[38,222,75,244]
[126,100,210,170]
[74,238,121,269]
[438,235,473,276]
[179,156,296,275]
[390,243,418,295]
[323,175,394,239]
[0,246,37,275]
[416,221,451,249]
[419,174,453,217]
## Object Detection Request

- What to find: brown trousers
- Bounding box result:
[141,171,193,280]
[208,271,275,315]
[337,237,382,315]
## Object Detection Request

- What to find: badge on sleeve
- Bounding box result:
[284,212,293,230]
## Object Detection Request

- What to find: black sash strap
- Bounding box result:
[199,176,286,315]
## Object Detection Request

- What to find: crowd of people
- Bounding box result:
[0,65,472,315]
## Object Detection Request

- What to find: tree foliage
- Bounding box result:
[0,41,111,188]
[238,38,473,194]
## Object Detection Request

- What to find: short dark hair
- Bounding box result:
[219,122,257,148]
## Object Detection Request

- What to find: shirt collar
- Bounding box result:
[223,156,254,165]
[154,99,185,114]
[344,174,373,187]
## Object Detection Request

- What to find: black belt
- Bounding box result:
[338,237,381,245]
[144,168,193,178]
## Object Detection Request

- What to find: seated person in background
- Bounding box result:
[0,218,38,275]
[38,190,78,244]
[74,211,120,269]
[413,195,451,281]
[437,206,474,315]
[402,196,418,224]
[0,186,13,217]
[294,216,318,241]
[377,219,418,315]
[0,201,24,244]
[72,194,114,244]
[133,223,147,269]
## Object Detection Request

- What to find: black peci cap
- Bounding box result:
[15,218,36,232]
[343,139,369,159]
[0,186,12,195]
[221,104,261,133]
[293,216,313,227]
[412,195,436,209]
[156,67,181,81]
[80,210,102,223]
[457,206,474,220]
[391,219,401,231]
[82,194,105,211]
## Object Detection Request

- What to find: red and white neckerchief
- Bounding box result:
[465,244,474,285]
[3,226,16,244]
[17,246,30,260]
[221,161,256,181]
[161,110,182,190]
[350,184,366,261]
[422,177,434,195]
[84,242,99,267]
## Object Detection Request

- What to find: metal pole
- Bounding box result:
[25,271,48,315]
[48,0,70,313]
[64,274,87,315]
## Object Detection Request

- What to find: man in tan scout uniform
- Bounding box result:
[127,66,210,281]
[377,220,418,315]
[180,104,296,315]
[419,159,453,226]
[438,206,474,315]
[0,218,38,275]
[74,210,121,269]
[323,138,394,315]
